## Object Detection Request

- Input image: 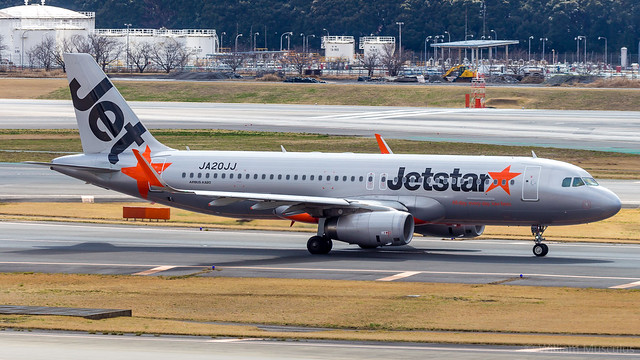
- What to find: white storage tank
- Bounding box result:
[621,47,628,68]
[321,36,355,62]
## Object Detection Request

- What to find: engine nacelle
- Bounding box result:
[324,211,414,247]
[415,224,485,239]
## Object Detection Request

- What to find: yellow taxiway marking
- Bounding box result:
[609,280,640,289]
[133,265,176,276]
[376,271,422,282]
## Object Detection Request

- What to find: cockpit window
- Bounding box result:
[562,177,572,187]
[572,177,585,187]
[582,177,599,186]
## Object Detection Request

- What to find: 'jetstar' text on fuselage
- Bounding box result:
[387,167,492,192]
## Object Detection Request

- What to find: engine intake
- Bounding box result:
[415,224,485,238]
[324,211,414,247]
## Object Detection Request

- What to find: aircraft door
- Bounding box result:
[522,166,541,201]
[366,172,375,190]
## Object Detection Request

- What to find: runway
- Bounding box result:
[1,99,640,153]
[1,221,639,289]
[2,163,639,207]
[3,330,636,360]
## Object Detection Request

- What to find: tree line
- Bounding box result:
[20,34,190,73]
[2,0,636,57]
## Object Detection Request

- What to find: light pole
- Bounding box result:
[299,33,304,53]
[490,29,497,40]
[219,32,226,52]
[20,30,31,70]
[424,36,432,68]
[124,23,131,72]
[306,34,316,54]
[396,22,404,60]
[444,30,451,61]
[528,35,534,62]
[465,34,473,60]
[322,28,329,37]
[253,32,260,51]
[575,36,583,64]
[235,33,243,53]
[435,35,444,64]
[280,32,292,51]
[598,36,607,67]
[540,37,548,62]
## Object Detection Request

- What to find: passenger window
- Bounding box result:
[342,176,347,181]
[262,174,266,180]
[206,173,210,179]
[213,173,218,179]
[230,173,234,179]
[310,175,314,180]
[319,175,323,181]
[572,177,585,187]
[294,175,298,180]
[182,172,186,178]
[510,180,514,185]
[221,173,226,179]
[270,174,274,180]
[286,175,290,180]
[246,174,250,179]
[351,176,355,182]
[198,173,202,178]
[359,176,364,182]
[278,174,282,180]
[334,176,339,181]
[562,177,571,187]
[189,173,194,178]
[302,175,306,180]
[254,174,258,179]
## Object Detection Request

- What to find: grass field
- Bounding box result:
[0,78,639,110]
[2,129,640,179]
[1,273,640,347]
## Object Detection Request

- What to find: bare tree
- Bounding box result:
[71,34,121,71]
[53,37,75,72]
[283,49,311,75]
[150,39,190,73]
[380,43,404,77]
[361,49,380,77]
[127,41,153,73]
[219,52,245,73]
[0,34,7,57]
[26,36,57,71]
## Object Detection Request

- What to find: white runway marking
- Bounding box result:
[609,280,640,289]
[376,271,421,282]
[133,265,176,276]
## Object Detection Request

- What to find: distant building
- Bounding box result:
[0,1,94,66]
[0,1,217,68]
[321,36,355,63]
[359,36,395,60]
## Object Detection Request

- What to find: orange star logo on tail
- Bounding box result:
[486,166,521,195]
[121,146,172,199]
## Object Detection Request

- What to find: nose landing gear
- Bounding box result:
[531,225,548,257]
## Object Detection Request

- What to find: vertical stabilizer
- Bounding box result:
[63,53,171,164]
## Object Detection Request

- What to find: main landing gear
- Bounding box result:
[531,225,549,257]
[307,236,333,255]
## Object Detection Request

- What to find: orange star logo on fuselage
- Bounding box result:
[486,166,521,195]
[121,146,172,198]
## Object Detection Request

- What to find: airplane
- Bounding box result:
[33,53,622,257]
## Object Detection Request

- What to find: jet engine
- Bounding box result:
[415,224,485,238]
[324,211,414,247]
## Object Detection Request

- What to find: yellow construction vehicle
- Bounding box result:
[443,64,476,82]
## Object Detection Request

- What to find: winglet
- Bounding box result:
[132,148,166,188]
[375,134,393,154]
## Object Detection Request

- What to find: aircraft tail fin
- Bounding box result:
[63,53,171,165]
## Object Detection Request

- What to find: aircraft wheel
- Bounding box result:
[358,244,379,249]
[533,243,549,257]
[307,236,332,255]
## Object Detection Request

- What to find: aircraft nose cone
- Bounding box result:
[596,188,622,219]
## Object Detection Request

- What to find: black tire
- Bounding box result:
[307,236,332,255]
[533,243,549,257]
[358,244,379,249]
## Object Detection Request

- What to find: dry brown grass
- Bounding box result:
[0,78,67,99]
[0,202,638,242]
[582,78,640,88]
[1,273,640,347]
